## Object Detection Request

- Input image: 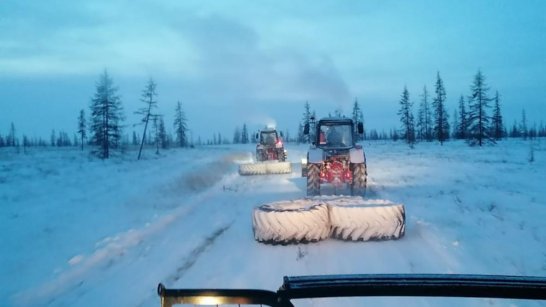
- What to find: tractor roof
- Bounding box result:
[318,117,354,125]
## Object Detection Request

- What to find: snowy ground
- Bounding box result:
[1,140,545,307]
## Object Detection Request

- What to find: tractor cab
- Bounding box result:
[305,118,363,149]
[317,120,354,149]
[259,129,280,146]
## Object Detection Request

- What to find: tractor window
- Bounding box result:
[319,124,353,148]
[261,131,277,145]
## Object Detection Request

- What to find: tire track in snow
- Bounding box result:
[365,175,464,274]
[165,223,233,284]
[12,209,191,306]
[11,152,243,307]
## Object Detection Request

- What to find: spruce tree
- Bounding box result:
[432,72,449,145]
[397,86,415,146]
[241,124,249,144]
[352,98,363,140]
[173,101,188,147]
[233,126,241,144]
[467,70,494,146]
[491,91,504,140]
[78,109,86,151]
[417,86,432,141]
[89,70,124,159]
[456,95,468,139]
[8,123,16,147]
[520,109,528,140]
[452,109,459,139]
[416,89,425,140]
[159,117,168,149]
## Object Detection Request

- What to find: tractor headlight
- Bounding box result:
[195,296,224,305]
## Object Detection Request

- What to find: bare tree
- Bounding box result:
[136,78,158,159]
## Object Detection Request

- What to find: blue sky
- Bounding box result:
[1,1,545,141]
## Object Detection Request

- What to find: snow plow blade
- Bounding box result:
[239,162,292,175]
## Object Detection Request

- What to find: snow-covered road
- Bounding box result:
[1,140,545,306]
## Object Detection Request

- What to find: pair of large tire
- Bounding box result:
[306,163,367,197]
[252,197,405,245]
[239,162,292,175]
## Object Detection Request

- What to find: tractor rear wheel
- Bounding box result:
[307,164,320,196]
[277,149,286,162]
[256,149,264,162]
[351,163,367,197]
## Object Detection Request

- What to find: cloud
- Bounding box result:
[170,14,351,106]
[2,0,544,139]
[0,2,351,105]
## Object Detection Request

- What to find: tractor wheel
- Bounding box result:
[307,164,320,196]
[252,200,330,244]
[256,149,264,162]
[328,198,405,241]
[351,163,367,197]
[278,149,286,162]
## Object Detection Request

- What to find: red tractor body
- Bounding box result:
[302,118,367,196]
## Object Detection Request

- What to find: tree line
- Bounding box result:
[2,69,545,154]
[83,71,190,159]
[0,70,190,159]
[397,69,546,147]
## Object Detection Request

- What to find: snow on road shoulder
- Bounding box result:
[0,146,244,306]
[366,140,546,276]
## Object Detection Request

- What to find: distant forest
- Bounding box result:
[1,69,545,159]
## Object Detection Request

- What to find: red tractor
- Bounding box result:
[301,117,367,196]
[255,128,287,162]
[238,128,291,175]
